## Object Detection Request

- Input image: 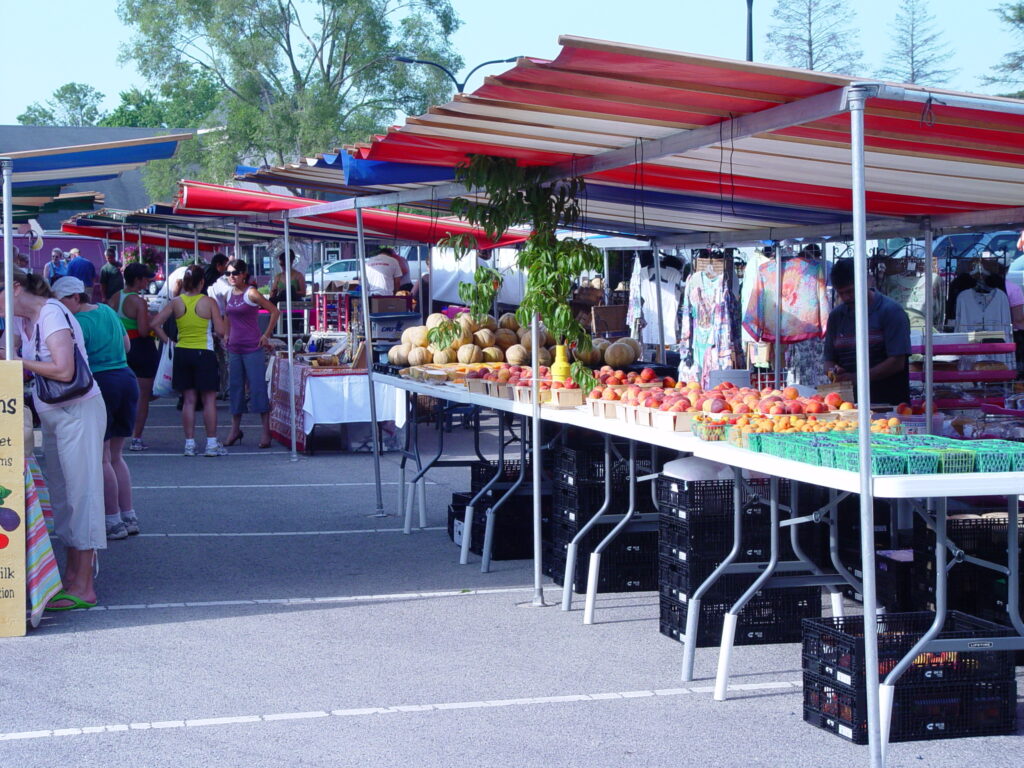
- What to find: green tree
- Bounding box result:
[99,88,169,128]
[765,0,864,75]
[17,82,106,126]
[988,2,1024,97]
[876,0,956,86]
[116,0,463,199]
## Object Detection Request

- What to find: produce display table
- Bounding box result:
[371,371,1024,750]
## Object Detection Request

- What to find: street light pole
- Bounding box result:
[746,0,754,62]
[393,56,520,93]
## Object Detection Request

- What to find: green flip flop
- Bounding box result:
[45,591,97,611]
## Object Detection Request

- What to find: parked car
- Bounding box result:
[305,247,428,290]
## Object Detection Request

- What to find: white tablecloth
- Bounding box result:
[299,374,406,434]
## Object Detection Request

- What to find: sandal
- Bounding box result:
[45,591,97,611]
[258,439,272,449]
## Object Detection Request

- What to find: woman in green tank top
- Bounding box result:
[153,264,228,456]
[108,263,158,452]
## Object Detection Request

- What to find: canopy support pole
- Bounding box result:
[283,215,298,462]
[530,313,546,606]
[652,241,665,364]
[2,158,13,360]
[137,225,143,255]
[849,84,884,768]
[356,210,386,516]
[233,221,240,259]
[164,226,170,282]
[192,225,199,262]
[774,242,783,385]
[923,221,934,433]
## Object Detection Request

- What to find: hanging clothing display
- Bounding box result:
[639,261,682,347]
[785,338,828,387]
[626,254,644,339]
[955,286,1014,369]
[740,250,769,349]
[881,271,945,331]
[677,267,739,387]
[742,256,829,343]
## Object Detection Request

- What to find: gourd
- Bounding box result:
[407,347,431,366]
[479,315,498,333]
[426,313,447,329]
[536,347,552,367]
[493,329,518,350]
[573,344,602,367]
[620,337,643,359]
[401,326,418,346]
[388,344,412,366]
[481,346,504,363]
[433,349,456,364]
[457,344,483,364]
[473,329,496,348]
[456,313,477,334]
[451,326,473,350]
[604,342,636,368]
[506,344,530,366]
[498,312,519,331]
[408,326,429,347]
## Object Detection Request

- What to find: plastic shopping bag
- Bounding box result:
[153,341,175,398]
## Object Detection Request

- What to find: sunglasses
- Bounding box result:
[225,270,243,276]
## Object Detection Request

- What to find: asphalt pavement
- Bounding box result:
[2,400,1021,767]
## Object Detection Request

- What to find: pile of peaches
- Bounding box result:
[467,363,580,389]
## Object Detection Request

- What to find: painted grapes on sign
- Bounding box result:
[0,486,17,549]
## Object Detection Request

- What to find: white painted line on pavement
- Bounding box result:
[0,682,802,742]
[138,526,446,538]
[76,585,537,613]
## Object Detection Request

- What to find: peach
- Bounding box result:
[785,401,804,414]
[602,389,619,401]
[839,401,854,411]
[782,386,799,400]
[824,392,844,409]
[805,400,826,414]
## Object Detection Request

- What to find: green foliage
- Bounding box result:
[117,0,462,196]
[987,2,1024,93]
[17,82,106,126]
[457,264,503,323]
[427,318,459,350]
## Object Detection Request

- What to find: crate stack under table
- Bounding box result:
[802,612,1017,744]
[542,443,659,594]
[656,475,823,647]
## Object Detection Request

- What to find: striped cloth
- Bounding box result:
[27,455,52,531]
[25,457,62,627]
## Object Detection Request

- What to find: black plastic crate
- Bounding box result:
[802,611,1016,689]
[446,492,472,543]
[471,459,548,494]
[658,514,773,565]
[549,518,658,561]
[803,671,1016,744]
[659,591,820,647]
[553,478,657,519]
[550,556,658,594]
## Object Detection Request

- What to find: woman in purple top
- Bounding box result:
[223,259,280,448]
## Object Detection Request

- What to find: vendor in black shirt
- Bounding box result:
[823,258,911,406]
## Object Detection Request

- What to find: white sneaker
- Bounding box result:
[129,438,146,451]
[184,441,197,457]
[204,442,227,457]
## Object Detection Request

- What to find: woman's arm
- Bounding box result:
[131,294,152,337]
[122,331,130,354]
[296,270,307,297]
[249,287,280,347]
[205,296,227,337]
[23,329,76,382]
[151,299,176,345]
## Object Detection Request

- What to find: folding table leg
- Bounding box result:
[481,418,527,573]
[461,411,506,565]
[562,435,614,611]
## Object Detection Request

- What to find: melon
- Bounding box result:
[456,313,477,334]
[457,344,483,364]
[494,329,518,350]
[388,343,412,366]
[426,313,447,329]
[604,341,637,368]
[451,326,473,350]
[407,347,431,366]
[479,315,498,333]
[592,337,611,353]
[408,326,429,348]
[433,349,456,365]
[473,329,496,348]
[481,346,504,363]
[574,344,602,367]
[400,326,418,346]
[620,337,643,359]
[506,344,530,366]
[536,347,552,367]
[498,312,519,332]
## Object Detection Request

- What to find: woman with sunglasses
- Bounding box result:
[223,259,279,447]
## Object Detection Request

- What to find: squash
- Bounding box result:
[433,349,457,365]
[426,313,447,329]
[573,344,602,367]
[620,337,643,359]
[479,314,498,333]
[473,329,496,348]
[481,346,504,363]
[493,329,518,350]
[408,326,429,348]
[407,347,431,366]
[506,344,530,366]
[537,347,552,367]
[388,344,412,366]
[451,326,473,350]
[456,313,477,334]
[604,341,637,368]
[400,326,418,346]
[457,344,483,364]
[498,312,519,332]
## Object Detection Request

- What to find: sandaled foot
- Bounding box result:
[45,591,97,611]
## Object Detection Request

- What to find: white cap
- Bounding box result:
[51,276,86,299]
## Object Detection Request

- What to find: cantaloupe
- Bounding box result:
[408,347,431,366]
[473,329,495,348]
[426,313,447,329]
[481,346,504,363]
[494,329,518,350]
[479,315,498,332]
[506,344,530,365]
[433,349,456,364]
[400,326,418,346]
[620,337,643,359]
[457,344,483,364]
[498,312,519,331]
[388,343,412,366]
[536,347,552,367]
[408,326,429,348]
[456,313,477,334]
[604,341,636,368]
[451,326,473,350]
[573,344,602,367]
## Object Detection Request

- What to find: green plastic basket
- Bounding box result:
[906,450,941,474]
[917,447,976,474]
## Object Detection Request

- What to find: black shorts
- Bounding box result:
[94,367,140,440]
[172,347,220,393]
[127,336,160,380]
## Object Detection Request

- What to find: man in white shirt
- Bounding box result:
[363,248,402,296]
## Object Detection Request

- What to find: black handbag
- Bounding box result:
[33,304,95,405]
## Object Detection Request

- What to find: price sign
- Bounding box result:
[0,361,25,637]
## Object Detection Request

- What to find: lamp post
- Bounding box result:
[393,56,520,93]
[746,0,754,62]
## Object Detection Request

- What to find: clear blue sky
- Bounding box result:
[0,1,1016,125]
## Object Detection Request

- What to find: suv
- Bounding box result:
[305,246,428,290]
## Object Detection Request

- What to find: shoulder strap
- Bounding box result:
[34,302,77,359]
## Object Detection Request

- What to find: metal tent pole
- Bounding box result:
[531,313,545,606]
[356,210,386,516]
[164,226,170,281]
[652,242,665,363]
[2,158,13,360]
[283,215,298,462]
[849,84,884,768]
[774,241,783,386]
[602,249,610,305]
[137,225,143,255]
[233,221,240,259]
[923,222,935,433]
[192,225,199,262]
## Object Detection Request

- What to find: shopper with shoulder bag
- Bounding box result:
[0,270,105,611]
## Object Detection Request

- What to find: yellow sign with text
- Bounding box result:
[0,361,25,637]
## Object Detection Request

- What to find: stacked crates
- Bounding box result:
[542,442,659,594]
[656,475,823,647]
[802,612,1017,743]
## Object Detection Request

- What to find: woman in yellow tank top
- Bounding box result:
[153,264,228,456]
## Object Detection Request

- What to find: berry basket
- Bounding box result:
[692,420,728,441]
